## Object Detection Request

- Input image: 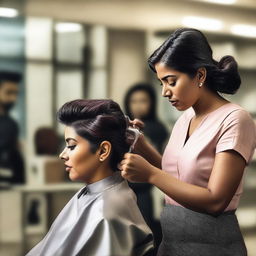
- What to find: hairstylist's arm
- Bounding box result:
[120,150,245,215]
[131,118,162,169]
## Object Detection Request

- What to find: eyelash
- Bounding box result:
[67,145,76,150]
[159,82,176,87]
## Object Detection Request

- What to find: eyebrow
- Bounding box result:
[65,138,78,143]
[159,74,177,80]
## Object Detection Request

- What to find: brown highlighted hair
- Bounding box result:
[57,99,130,170]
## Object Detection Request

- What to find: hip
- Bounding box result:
[158,204,247,256]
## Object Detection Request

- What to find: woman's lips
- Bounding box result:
[169,99,178,106]
[65,164,72,172]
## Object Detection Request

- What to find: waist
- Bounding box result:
[165,194,240,212]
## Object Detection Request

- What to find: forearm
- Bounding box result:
[149,167,226,215]
[134,135,162,169]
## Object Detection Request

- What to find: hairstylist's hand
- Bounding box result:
[125,117,145,153]
[128,118,145,130]
[119,153,157,183]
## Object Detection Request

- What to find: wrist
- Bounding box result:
[148,165,160,185]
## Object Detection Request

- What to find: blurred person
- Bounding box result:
[0,71,25,187]
[124,83,168,253]
[119,28,256,256]
[124,83,168,152]
[26,99,154,256]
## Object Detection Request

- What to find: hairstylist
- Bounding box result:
[119,28,256,256]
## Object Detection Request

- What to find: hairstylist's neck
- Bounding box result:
[192,89,228,118]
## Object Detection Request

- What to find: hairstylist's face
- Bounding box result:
[155,62,201,111]
[59,126,102,183]
[0,82,19,113]
[129,90,151,119]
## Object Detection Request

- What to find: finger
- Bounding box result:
[118,160,128,171]
[123,152,133,159]
[121,170,127,178]
[119,159,126,166]
[117,163,122,170]
[132,119,145,129]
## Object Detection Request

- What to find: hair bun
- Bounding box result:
[217,55,236,70]
[211,55,241,94]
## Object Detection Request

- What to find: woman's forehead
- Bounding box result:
[155,63,178,78]
[64,126,78,140]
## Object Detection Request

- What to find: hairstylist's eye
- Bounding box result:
[167,79,176,87]
[67,145,76,150]
[157,78,164,87]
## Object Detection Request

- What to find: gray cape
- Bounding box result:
[26,172,154,256]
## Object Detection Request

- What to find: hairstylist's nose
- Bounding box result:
[162,84,172,97]
[59,148,68,160]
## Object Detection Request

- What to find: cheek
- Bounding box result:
[131,101,141,110]
[71,148,97,172]
[142,101,150,111]
[178,80,198,99]
[174,84,199,110]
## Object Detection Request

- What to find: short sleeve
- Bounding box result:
[216,109,256,164]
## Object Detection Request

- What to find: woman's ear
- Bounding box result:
[197,67,207,84]
[98,141,112,162]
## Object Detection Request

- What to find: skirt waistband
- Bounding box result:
[165,204,236,216]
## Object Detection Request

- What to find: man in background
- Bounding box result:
[0,71,25,187]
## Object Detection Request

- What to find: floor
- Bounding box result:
[1,231,256,256]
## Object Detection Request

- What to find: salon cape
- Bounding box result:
[26,172,154,256]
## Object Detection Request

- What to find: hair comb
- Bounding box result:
[125,115,141,153]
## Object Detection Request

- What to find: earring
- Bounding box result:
[99,157,104,162]
[199,82,203,88]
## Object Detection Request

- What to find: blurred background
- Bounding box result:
[0,0,256,255]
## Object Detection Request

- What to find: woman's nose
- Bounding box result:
[162,84,172,97]
[59,148,68,160]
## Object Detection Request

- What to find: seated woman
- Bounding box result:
[26,99,154,256]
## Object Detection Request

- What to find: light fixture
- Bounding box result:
[0,7,18,18]
[203,0,236,5]
[55,23,82,33]
[182,16,223,31]
[231,24,256,38]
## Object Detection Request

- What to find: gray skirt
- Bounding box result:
[157,204,247,256]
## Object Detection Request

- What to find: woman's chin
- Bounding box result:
[69,172,80,182]
[69,171,91,183]
[176,104,190,111]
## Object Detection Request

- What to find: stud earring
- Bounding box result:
[99,157,104,162]
[199,82,203,88]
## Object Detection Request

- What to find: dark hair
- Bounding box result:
[124,83,157,120]
[0,71,22,87]
[57,99,130,170]
[148,28,241,94]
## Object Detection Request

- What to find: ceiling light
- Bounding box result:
[0,7,18,17]
[231,24,256,38]
[204,0,236,5]
[182,16,223,31]
[55,23,82,33]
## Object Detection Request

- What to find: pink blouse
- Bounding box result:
[162,103,256,211]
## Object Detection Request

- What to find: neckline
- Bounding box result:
[78,172,123,198]
[183,102,233,147]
